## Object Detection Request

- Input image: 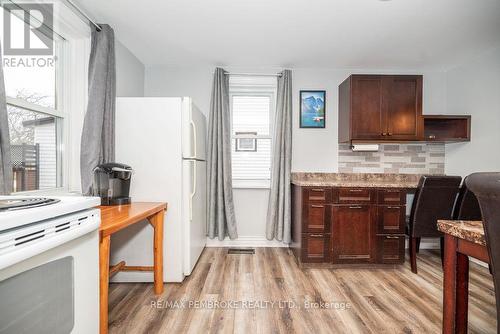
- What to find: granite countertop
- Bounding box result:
[437,220,485,246]
[291,173,421,188]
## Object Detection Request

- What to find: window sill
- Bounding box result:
[11,187,80,196]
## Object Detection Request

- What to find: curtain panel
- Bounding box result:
[80,24,116,195]
[207,67,238,240]
[0,42,12,195]
[266,69,293,243]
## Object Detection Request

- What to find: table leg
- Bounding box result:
[99,235,111,334]
[149,211,164,295]
[455,252,469,334]
[443,234,457,334]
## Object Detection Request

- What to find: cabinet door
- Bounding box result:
[351,75,384,140]
[377,205,405,234]
[385,75,423,140]
[332,205,376,263]
[303,203,331,233]
[377,236,405,264]
[301,233,331,262]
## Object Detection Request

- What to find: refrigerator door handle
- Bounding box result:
[190,120,197,159]
[190,161,197,221]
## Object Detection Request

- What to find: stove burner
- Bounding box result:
[0,198,60,211]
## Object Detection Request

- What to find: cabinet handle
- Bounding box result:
[381,132,387,136]
[349,189,364,192]
[310,234,323,237]
[349,206,363,209]
[311,205,324,208]
[386,236,400,239]
[429,135,436,139]
[388,132,393,136]
[311,189,325,192]
[386,206,400,209]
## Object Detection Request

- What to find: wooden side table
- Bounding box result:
[99,202,167,334]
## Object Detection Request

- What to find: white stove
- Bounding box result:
[0,195,101,334]
[0,195,101,232]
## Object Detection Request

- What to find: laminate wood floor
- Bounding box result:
[108,248,496,334]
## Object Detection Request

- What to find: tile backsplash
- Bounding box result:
[338,143,445,174]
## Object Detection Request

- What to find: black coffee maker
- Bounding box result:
[92,163,133,205]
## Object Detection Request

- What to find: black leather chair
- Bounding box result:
[466,172,500,333]
[407,175,462,273]
[453,176,482,220]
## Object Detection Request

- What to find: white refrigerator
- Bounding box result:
[113,97,207,282]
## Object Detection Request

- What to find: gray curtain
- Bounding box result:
[0,42,12,195]
[207,68,238,240]
[266,69,293,243]
[80,24,116,195]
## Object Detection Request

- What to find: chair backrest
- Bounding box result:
[466,172,500,333]
[409,175,462,237]
[453,176,482,220]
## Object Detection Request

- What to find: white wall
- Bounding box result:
[445,47,500,176]
[144,65,447,242]
[116,40,145,97]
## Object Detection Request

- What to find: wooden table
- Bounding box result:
[438,219,489,334]
[99,202,167,334]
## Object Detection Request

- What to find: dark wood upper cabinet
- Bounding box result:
[386,76,423,140]
[339,74,423,143]
[423,115,471,142]
[349,75,384,140]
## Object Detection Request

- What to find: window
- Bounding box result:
[1,1,90,193]
[230,76,276,188]
[1,4,62,192]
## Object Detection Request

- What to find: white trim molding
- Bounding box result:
[206,236,288,248]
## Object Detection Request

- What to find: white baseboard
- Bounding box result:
[405,239,440,250]
[205,237,489,268]
[207,237,439,249]
[206,236,288,248]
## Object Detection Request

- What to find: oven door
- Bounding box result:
[0,229,99,334]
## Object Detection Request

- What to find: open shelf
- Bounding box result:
[423,115,471,142]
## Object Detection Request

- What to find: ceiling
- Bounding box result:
[77,0,500,70]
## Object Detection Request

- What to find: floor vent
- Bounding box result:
[227,248,255,255]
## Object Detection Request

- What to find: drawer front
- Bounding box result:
[303,204,331,233]
[377,235,405,264]
[377,189,406,205]
[304,188,333,203]
[377,206,405,234]
[301,233,331,263]
[338,188,374,204]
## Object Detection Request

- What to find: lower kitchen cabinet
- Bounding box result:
[377,205,405,234]
[291,185,406,265]
[332,205,376,264]
[377,235,405,264]
[301,233,331,262]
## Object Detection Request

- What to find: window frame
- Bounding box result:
[229,84,276,189]
[3,1,90,194]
